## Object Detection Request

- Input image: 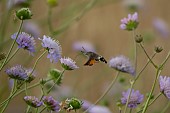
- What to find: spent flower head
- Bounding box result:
[121,89,144,108]
[24,96,43,108]
[5,65,28,80]
[11,32,35,55]
[43,96,60,112]
[40,35,62,63]
[120,12,139,31]
[109,55,135,76]
[159,76,170,99]
[60,57,79,70]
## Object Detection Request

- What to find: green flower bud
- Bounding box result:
[154,45,163,53]
[16,8,32,20]
[64,98,83,111]
[135,35,143,43]
[47,0,58,7]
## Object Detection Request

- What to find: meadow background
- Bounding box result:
[0,0,170,112]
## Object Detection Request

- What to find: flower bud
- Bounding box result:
[135,35,143,43]
[47,0,58,7]
[16,8,32,20]
[154,45,163,53]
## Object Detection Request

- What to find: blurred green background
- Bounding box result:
[0,0,170,112]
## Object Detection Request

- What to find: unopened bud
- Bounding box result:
[16,8,32,20]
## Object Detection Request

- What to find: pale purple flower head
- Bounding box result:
[73,41,95,52]
[60,57,79,70]
[159,76,170,99]
[153,18,170,38]
[120,12,139,31]
[121,89,144,108]
[42,96,60,112]
[5,65,28,80]
[11,32,36,55]
[7,0,27,9]
[40,35,62,63]
[23,21,41,38]
[24,96,43,108]
[109,55,135,76]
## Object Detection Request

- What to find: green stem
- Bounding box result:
[160,51,170,69]
[139,43,157,68]
[25,82,28,95]
[160,101,170,113]
[129,109,132,113]
[0,20,23,71]
[1,80,17,113]
[137,92,162,113]
[142,69,161,113]
[133,29,137,75]
[47,7,53,34]
[83,71,120,113]
[5,48,20,65]
[46,69,65,94]
[26,106,31,113]
[39,107,46,113]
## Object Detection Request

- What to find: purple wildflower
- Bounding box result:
[42,96,60,112]
[40,35,62,63]
[109,55,135,76]
[5,65,28,80]
[120,12,139,31]
[60,57,79,70]
[159,76,170,99]
[121,89,144,108]
[11,32,35,55]
[24,96,43,108]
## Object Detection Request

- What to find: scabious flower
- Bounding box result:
[11,32,35,55]
[24,96,43,108]
[109,55,135,76]
[82,100,112,113]
[121,89,144,108]
[159,76,170,99]
[60,57,79,70]
[5,65,28,80]
[43,96,60,112]
[40,35,62,63]
[73,41,95,52]
[120,12,139,31]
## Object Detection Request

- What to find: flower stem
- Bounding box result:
[0,20,23,71]
[46,69,65,94]
[47,7,53,34]
[39,107,46,113]
[133,29,137,75]
[137,92,162,113]
[83,71,120,113]
[139,43,157,68]
[141,68,161,113]
[26,106,31,113]
[1,80,17,113]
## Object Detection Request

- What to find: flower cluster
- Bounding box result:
[24,96,42,108]
[109,55,135,76]
[120,12,139,31]
[40,35,62,63]
[11,32,36,55]
[121,89,144,108]
[60,57,79,70]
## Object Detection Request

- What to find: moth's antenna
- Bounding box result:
[81,46,87,53]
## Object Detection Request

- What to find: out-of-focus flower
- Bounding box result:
[23,21,41,38]
[152,18,170,38]
[82,100,112,113]
[24,96,43,108]
[109,55,135,76]
[5,65,28,80]
[73,41,95,52]
[60,98,82,112]
[11,32,35,55]
[43,96,60,112]
[47,0,58,7]
[120,12,139,31]
[122,0,144,11]
[121,89,144,108]
[60,57,79,70]
[40,35,62,63]
[159,76,170,99]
